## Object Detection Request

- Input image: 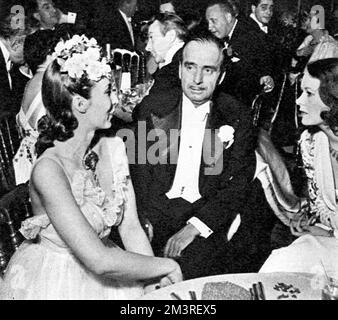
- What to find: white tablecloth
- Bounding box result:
[140,272,323,300]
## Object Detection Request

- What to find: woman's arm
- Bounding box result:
[118,177,154,256]
[31,158,181,282]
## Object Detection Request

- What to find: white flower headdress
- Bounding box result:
[52,35,111,82]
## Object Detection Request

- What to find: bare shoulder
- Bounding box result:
[30,155,68,193]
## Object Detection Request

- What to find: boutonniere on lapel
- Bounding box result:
[217,125,235,149]
[226,46,240,63]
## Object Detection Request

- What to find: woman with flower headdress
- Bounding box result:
[0,35,182,300]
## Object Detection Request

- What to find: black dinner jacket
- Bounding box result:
[93,6,135,51]
[132,48,182,121]
[218,19,272,105]
[130,89,257,232]
[0,49,28,115]
[245,16,284,78]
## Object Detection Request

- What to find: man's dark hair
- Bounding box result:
[180,32,225,71]
[24,29,60,73]
[206,0,238,17]
[160,0,174,5]
[117,0,135,7]
[25,0,41,28]
[152,12,188,42]
[250,0,262,6]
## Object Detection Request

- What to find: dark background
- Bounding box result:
[54,0,336,20]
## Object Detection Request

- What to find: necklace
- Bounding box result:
[329,145,338,162]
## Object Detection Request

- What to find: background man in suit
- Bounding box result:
[0,2,28,115]
[130,34,270,279]
[26,0,77,31]
[94,0,138,51]
[205,0,274,106]
[133,13,188,120]
[24,0,80,56]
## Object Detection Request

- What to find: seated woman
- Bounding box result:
[0,35,182,300]
[260,58,338,279]
[13,30,62,185]
[297,11,329,58]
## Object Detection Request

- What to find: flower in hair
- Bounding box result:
[52,35,111,82]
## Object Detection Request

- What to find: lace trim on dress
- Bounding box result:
[300,130,337,229]
[19,214,50,240]
[19,168,129,239]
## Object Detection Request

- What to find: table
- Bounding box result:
[140,272,323,300]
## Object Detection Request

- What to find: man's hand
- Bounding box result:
[290,218,332,238]
[56,8,68,24]
[159,262,183,287]
[164,223,200,258]
[260,75,274,93]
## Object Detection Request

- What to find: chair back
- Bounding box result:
[251,93,265,128]
[0,113,21,194]
[0,183,31,276]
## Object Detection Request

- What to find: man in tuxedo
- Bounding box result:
[94,0,137,51]
[130,34,273,279]
[24,0,80,56]
[132,13,188,120]
[205,0,274,106]
[0,3,28,115]
[247,0,285,78]
[26,0,78,32]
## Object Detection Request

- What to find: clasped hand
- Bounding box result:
[290,216,332,238]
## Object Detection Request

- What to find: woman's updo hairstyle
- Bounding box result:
[35,35,111,157]
[35,60,94,157]
[307,58,338,135]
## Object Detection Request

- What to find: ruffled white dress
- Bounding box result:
[13,92,45,185]
[1,137,144,300]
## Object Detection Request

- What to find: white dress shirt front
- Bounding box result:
[250,13,268,34]
[158,41,184,69]
[224,19,238,49]
[119,9,135,47]
[166,94,213,238]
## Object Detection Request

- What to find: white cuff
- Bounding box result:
[333,229,338,238]
[67,12,77,24]
[187,217,213,238]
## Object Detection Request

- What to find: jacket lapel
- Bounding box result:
[150,97,182,165]
[0,49,11,92]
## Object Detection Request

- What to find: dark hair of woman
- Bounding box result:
[35,59,94,157]
[307,58,338,135]
[24,29,61,74]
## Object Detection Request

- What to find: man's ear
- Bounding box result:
[165,29,177,44]
[72,95,88,114]
[224,12,233,23]
[251,5,257,14]
[33,12,41,22]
